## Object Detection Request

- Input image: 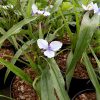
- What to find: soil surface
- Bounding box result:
[74,57,97,79]
[11,67,38,100]
[58,35,71,45]
[56,50,97,79]
[55,50,69,73]
[2,40,12,47]
[74,91,96,100]
[20,52,34,62]
[0,48,14,69]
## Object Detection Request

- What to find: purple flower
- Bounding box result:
[37,39,62,58]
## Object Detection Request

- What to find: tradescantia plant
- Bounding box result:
[65,1,100,100]
[0,0,100,100]
[0,0,70,100]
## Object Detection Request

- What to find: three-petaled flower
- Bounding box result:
[37,39,62,58]
[82,2,100,15]
[93,3,100,15]
[82,2,95,11]
[32,4,50,16]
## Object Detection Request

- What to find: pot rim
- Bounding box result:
[71,88,95,100]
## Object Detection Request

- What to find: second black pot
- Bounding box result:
[68,77,94,99]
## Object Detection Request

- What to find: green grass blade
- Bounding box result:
[59,9,73,41]
[46,24,64,42]
[0,17,37,45]
[0,27,6,35]
[4,39,35,82]
[52,0,63,12]
[12,39,35,64]
[39,22,43,39]
[26,0,34,17]
[0,94,14,100]
[89,45,100,69]
[0,58,32,84]
[11,36,18,49]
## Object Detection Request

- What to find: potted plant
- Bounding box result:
[0,0,100,100]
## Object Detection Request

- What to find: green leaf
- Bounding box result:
[7,0,17,5]
[39,22,43,39]
[26,0,34,17]
[66,12,100,89]
[52,0,63,12]
[12,40,35,64]
[0,17,37,45]
[0,94,14,100]
[45,24,64,42]
[11,36,18,49]
[48,58,70,100]
[83,52,100,100]
[40,68,56,100]
[4,39,36,82]
[0,27,6,35]
[59,9,73,41]
[89,45,100,69]
[0,58,32,84]
[61,2,73,11]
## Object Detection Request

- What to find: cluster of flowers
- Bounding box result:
[32,4,51,16]
[82,2,100,15]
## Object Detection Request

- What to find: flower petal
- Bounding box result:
[32,4,38,14]
[37,10,44,15]
[43,11,50,16]
[87,2,94,10]
[82,2,94,11]
[44,50,55,58]
[93,3,98,13]
[98,8,100,15]
[82,4,87,10]
[37,39,48,50]
[50,41,62,51]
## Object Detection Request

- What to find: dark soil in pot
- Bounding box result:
[56,34,71,50]
[55,50,97,79]
[74,56,97,79]
[59,34,71,46]
[55,50,70,74]
[72,89,96,100]
[11,67,38,100]
[2,40,12,48]
[20,51,34,63]
[0,48,14,89]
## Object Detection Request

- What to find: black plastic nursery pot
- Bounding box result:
[68,78,89,98]
[71,89,95,100]
[0,67,14,89]
[68,77,94,99]
[0,60,28,90]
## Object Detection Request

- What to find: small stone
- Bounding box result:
[19,95,25,99]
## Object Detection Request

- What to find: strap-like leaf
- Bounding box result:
[0,17,37,45]
[83,52,100,100]
[49,58,70,100]
[41,68,56,100]
[66,12,99,89]
[0,58,32,84]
